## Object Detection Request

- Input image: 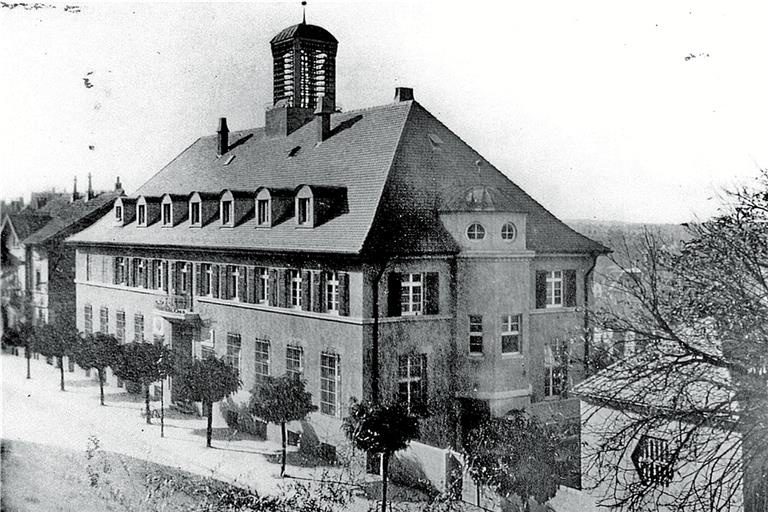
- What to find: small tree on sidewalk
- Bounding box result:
[249,374,317,477]
[113,342,176,424]
[35,319,79,392]
[174,354,241,447]
[17,323,37,379]
[464,411,567,512]
[343,399,419,512]
[74,332,122,406]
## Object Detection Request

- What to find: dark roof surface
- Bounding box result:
[24,193,120,246]
[270,23,338,45]
[2,213,52,242]
[68,100,607,256]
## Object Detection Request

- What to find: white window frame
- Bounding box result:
[225,333,242,371]
[180,262,189,294]
[544,345,565,397]
[290,269,302,309]
[286,345,304,380]
[134,313,144,342]
[221,200,233,226]
[259,268,270,304]
[254,338,270,383]
[162,202,172,226]
[137,204,146,226]
[466,222,486,240]
[469,315,483,354]
[400,273,423,316]
[154,259,164,290]
[115,257,127,284]
[297,197,311,225]
[84,304,93,334]
[398,354,426,413]
[257,198,270,225]
[137,259,146,288]
[229,265,239,300]
[325,271,339,313]
[116,310,125,343]
[320,352,340,417]
[190,201,201,226]
[501,314,521,354]
[202,263,212,296]
[501,222,516,241]
[546,270,563,308]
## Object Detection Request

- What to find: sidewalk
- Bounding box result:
[0,352,346,496]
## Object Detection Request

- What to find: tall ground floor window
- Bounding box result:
[398,354,427,412]
[134,313,144,342]
[84,304,93,334]
[544,345,565,397]
[254,338,270,385]
[320,352,340,416]
[116,310,125,342]
[225,333,242,372]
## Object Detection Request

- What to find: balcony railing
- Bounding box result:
[155,294,193,314]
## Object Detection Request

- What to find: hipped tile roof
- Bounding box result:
[67,100,607,257]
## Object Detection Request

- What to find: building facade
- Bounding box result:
[67,19,607,453]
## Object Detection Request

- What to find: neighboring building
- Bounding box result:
[1,212,51,333]
[574,347,742,511]
[67,17,608,457]
[23,177,123,326]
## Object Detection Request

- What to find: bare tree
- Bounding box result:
[578,175,768,511]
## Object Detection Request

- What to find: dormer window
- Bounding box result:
[222,200,232,225]
[137,204,146,226]
[257,199,270,225]
[190,201,201,226]
[115,205,123,222]
[298,198,310,225]
[162,202,172,226]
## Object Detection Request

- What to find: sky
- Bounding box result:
[1,1,767,223]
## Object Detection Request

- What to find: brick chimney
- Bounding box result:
[394,87,414,102]
[314,95,334,143]
[217,117,229,155]
[114,176,123,193]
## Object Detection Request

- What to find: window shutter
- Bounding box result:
[314,271,326,313]
[113,258,120,284]
[339,272,350,316]
[149,261,156,289]
[186,265,193,296]
[238,266,247,302]
[127,258,134,287]
[142,259,149,288]
[255,268,264,303]
[246,267,255,303]
[388,272,402,317]
[425,272,440,315]
[535,271,547,309]
[269,269,278,306]
[301,270,312,311]
[565,269,577,307]
[195,263,202,296]
[212,264,220,298]
[420,354,428,406]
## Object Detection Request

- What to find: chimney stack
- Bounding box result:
[86,172,94,201]
[217,117,229,156]
[314,95,334,143]
[115,176,123,193]
[394,87,414,102]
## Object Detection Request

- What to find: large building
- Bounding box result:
[67,18,608,454]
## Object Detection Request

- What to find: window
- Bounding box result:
[162,203,172,225]
[325,271,339,313]
[257,199,270,225]
[35,270,42,289]
[254,338,270,385]
[137,204,146,225]
[290,269,302,309]
[501,314,521,354]
[544,345,565,397]
[115,257,127,284]
[86,253,91,281]
[180,263,189,294]
[221,200,232,225]
[99,307,109,334]
[228,265,239,300]
[115,205,123,222]
[469,315,483,354]
[190,201,201,225]
[136,259,146,288]
[134,313,144,342]
[286,345,304,380]
[258,268,269,303]
[320,352,340,416]
[84,304,93,334]
[632,435,673,486]
[466,222,485,240]
[400,273,423,316]
[536,270,577,309]
[546,271,563,307]
[201,263,212,296]
[225,333,241,371]
[398,354,427,412]
[153,260,164,290]
[501,222,516,241]
[116,310,125,342]
[298,197,310,225]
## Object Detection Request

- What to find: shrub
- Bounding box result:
[220,398,266,439]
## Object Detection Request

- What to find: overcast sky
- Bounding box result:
[2,1,767,223]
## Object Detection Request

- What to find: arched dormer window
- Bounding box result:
[189,192,202,227]
[114,197,125,226]
[295,185,314,227]
[161,194,173,227]
[136,196,148,227]
[220,190,235,227]
[255,188,272,227]
[113,197,135,226]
